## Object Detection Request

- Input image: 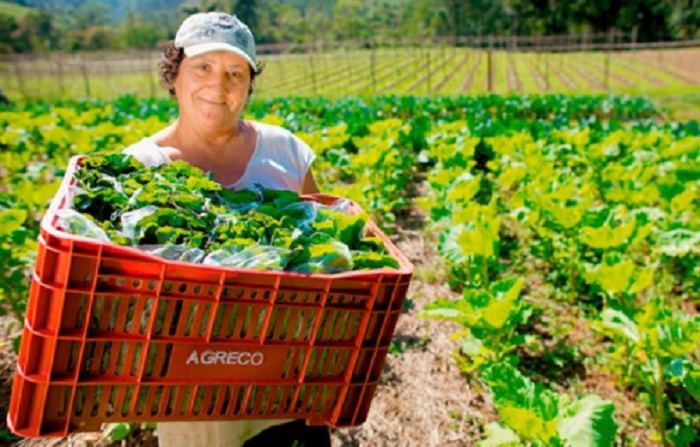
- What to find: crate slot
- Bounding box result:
[220,286,275,302]
[89,295,154,336]
[326,293,372,308]
[280,348,303,380]
[95,275,159,294]
[118,386,133,417]
[276,290,324,305]
[306,348,352,379]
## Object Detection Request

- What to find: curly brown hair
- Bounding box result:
[158,40,264,99]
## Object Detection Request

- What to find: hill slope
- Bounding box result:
[0,0,37,17]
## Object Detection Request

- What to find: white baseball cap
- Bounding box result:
[174,12,257,72]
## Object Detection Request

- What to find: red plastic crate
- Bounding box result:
[7,156,413,437]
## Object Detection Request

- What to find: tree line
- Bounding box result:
[2,0,700,54]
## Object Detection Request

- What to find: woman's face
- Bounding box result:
[174,51,252,131]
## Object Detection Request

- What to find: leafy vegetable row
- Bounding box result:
[419,121,700,445]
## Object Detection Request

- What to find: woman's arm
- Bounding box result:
[302,170,320,194]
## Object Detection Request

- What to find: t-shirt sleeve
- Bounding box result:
[291,135,317,184]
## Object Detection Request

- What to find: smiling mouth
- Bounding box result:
[201,99,227,105]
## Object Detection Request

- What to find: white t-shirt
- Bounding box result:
[123,121,316,194]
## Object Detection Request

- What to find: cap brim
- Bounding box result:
[184,42,257,71]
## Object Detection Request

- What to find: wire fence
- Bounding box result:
[1,34,699,101]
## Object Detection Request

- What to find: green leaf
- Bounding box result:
[12,335,21,355]
[312,219,336,236]
[629,268,654,294]
[419,298,476,326]
[669,424,699,447]
[580,220,636,249]
[584,259,634,294]
[261,188,299,207]
[0,209,28,237]
[670,188,695,214]
[461,334,484,357]
[557,395,617,447]
[684,369,700,404]
[453,202,501,259]
[458,226,495,258]
[357,236,386,252]
[218,189,259,205]
[649,319,700,360]
[479,422,524,447]
[480,300,514,329]
[103,422,133,441]
[439,224,467,264]
[351,251,399,270]
[334,212,367,248]
[482,364,560,423]
[31,180,62,205]
[668,359,700,405]
[83,153,143,177]
[490,278,524,302]
[185,175,221,192]
[480,281,522,330]
[446,174,480,203]
[548,204,583,230]
[600,309,640,343]
[499,405,558,444]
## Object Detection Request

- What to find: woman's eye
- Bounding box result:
[228,72,241,78]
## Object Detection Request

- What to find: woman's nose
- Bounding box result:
[208,71,229,91]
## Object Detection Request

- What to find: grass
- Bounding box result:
[440,52,471,95]
[3,71,165,102]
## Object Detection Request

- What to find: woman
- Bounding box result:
[125,11,320,196]
[123,11,329,447]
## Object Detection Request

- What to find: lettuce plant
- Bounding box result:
[599,298,700,446]
[420,278,528,371]
[480,363,617,447]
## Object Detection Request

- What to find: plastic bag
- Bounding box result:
[218,188,262,213]
[203,244,291,271]
[290,240,354,274]
[64,185,87,209]
[328,198,353,214]
[56,209,111,241]
[120,206,159,243]
[270,227,303,249]
[201,246,238,265]
[214,212,240,226]
[227,201,260,214]
[103,175,122,193]
[279,201,318,229]
[141,244,207,263]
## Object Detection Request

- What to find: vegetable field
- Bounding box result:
[1,94,699,446]
[3,46,700,102]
